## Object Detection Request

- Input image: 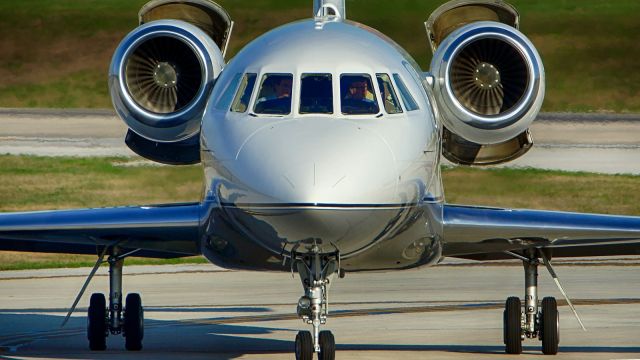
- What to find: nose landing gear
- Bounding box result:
[291,246,340,360]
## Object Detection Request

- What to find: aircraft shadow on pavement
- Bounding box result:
[0,306,272,314]
[2,313,639,358]
[339,344,640,354]
[0,312,294,359]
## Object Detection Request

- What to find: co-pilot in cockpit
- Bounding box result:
[254,74,293,115]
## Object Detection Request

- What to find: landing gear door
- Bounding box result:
[425,0,519,53]
[139,0,234,58]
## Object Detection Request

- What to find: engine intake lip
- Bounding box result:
[116,27,209,129]
[440,23,542,131]
[109,20,221,143]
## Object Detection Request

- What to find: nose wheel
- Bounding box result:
[295,331,313,360]
[318,330,336,360]
[290,245,339,360]
[295,330,336,360]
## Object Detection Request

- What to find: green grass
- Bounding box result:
[0,255,208,272]
[0,0,639,112]
[443,166,640,215]
[1,155,639,270]
[0,156,203,212]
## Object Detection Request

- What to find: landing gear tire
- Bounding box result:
[319,330,336,360]
[124,293,144,351]
[295,330,313,360]
[87,293,107,351]
[504,296,522,354]
[541,297,559,355]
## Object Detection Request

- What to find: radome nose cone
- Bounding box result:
[234,119,398,204]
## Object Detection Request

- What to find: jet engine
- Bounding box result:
[109,0,232,164]
[426,0,544,165]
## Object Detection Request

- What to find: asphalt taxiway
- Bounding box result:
[0,260,639,359]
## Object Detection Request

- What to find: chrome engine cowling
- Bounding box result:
[430,21,544,145]
[109,19,224,143]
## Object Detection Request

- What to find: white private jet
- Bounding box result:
[1,0,639,358]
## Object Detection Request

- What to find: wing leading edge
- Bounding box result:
[442,204,640,261]
[0,202,206,258]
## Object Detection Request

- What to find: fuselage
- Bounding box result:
[199,18,444,271]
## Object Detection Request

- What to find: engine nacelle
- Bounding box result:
[109,19,224,143]
[429,21,544,145]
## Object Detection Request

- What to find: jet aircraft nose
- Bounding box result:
[231,118,400,205]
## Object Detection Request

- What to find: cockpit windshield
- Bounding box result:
[300,74,333,114]
[224,72,414,117]
[376,73,402,114]
[393,74,419,111]
[254,74,293,115]
[230,73,256,113]
[340,74,379,115]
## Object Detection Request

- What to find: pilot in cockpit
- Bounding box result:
[345,79,374,102]
[272,77,292,99]
[254,75,293,115]
[341,75,379,114]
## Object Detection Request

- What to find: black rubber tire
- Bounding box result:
[87,293,107,351]
[319,330,336,360]
[124,293,144,351]
[541,297,559,355]
[294,330,313,360]
[504,296,522,354]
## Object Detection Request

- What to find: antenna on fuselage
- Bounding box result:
[313,0,346,20]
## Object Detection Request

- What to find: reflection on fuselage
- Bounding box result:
[199,19,442,271]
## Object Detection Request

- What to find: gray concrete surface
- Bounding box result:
[0,261,639,359]
[0,108,132,157]
[1,109,639,174]
[504,116,640,175]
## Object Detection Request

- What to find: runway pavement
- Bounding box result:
[0,260,639,359]
[0,109,640,174]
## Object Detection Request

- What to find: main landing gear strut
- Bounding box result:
[290,245,340,360]
[503,249,585,355]
[62,247,144,351]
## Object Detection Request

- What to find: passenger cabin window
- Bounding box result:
[300,74,333,114]
[254,74,293,115]
[376,74,403,114]
[214,73,242,111]
[393,74,419,111]
[340,74,379,115]
[230,73,256,113]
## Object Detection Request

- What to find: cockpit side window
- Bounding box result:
[393,74,419,111]
[214,73,242,111]
[376,73,403,114]
[230,73,257,113]
[254,74,293,115]
[340,74,379,115]
[300,74,333,114]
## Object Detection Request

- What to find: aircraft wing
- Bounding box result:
[0,202,205,258]
[442,204,640,261]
